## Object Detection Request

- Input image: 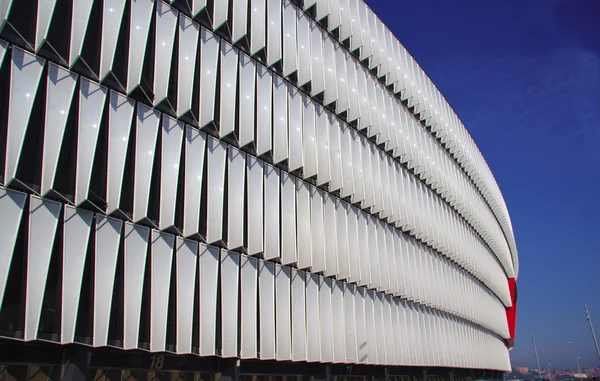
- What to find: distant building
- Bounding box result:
[516,367,529,373]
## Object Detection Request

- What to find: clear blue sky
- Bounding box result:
[366,0,600,370]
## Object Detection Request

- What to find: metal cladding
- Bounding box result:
[0,0,518,372]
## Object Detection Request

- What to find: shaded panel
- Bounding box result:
[150,231,174,352]
[183,127,206,237]
[153,1,177,105]
[75,79,108,205]
[246,156,264,255]
[295,179,311,269]
[199,244,219,356]
[133,104,161,222]
[61,206,93,344]
[227,147,246,250]
[0,189,27,309]
[106,91,135,213]
[176,238,198,354]
[206,137,227,244]
[263,165,280,261]
[177,14,200,118]
[305,273,320,362]
[5,48,44,185]
[127,0,154,93]
[290,269,306,361]
[240,255,258,358]
[272,76,288,165]
[219,42,239,138]
[123,223,150,349]
[280,172,297,265]
[25,197,61,341]
[220,251,240,357]
[41,64,78,195]
[238,53,256,148]
[93,216,123,347]
[199,28,220,128]
[159,115,184,230]
[275,265,291,360]
[256,65,272,157]
[259,260,276,359]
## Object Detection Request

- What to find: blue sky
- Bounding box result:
[366,0,600,369]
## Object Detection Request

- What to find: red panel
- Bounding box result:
[505,278,517,347]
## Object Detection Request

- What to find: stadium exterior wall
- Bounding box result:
[0,0,518,379]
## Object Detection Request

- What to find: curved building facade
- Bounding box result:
[0,0,518,379]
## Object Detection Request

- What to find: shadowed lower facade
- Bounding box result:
[0,0,518,380]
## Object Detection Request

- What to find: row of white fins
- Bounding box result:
[0,189,510,370]
[0,0,518,276]
[1,46,510,307]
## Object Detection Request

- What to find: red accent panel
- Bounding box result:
[506,278,517,345]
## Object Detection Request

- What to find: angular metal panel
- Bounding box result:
[327,0,341,32]
[133,104,160,222]
[290,269,306,361]
[287,86,303,172]
[295,179,311,269]
[272,76,288,165]
[280,172,297,266]
[322,35,337,106]
[296,12,311,87]
[99,0,126,80]
[315,0,329,21]
[183,127,206,237]
[310,186,325,273]
[25,197,61,341]
[256,65,272,157]
[373,293,386,364]
[319,277,333,363]
[309,21,325,96]
[282,1,297,77]
[106,91,135,213]
[343,284,357,363]
[5,48,44,185]
[267,0,282,67]
[334,45,349,114]
[75,79,108,205]
[0,40,6,64]
[246,156,264,255]
[323,194,337,277]
[346,59,360,123]
[123,222,150,349]
[332,280,345,363]
[263,164,281,261]
[350,132,364,204]
[153,1,177,105]
[348,0,362,51]
[127,0,154,93]
[275,265,292,360]
[0,189,26,309]
[339,125,354,199]
[316,107,330,186]
[355,287,367,363]
[227,147,246,250]
[61,206,93,344]
[383,295,395,365]
[240,255,258,358]
[69,0,94,66]
[238,53,256,148]
[93,215,123,347]
[232,0,248,43]
[305,273,320,362]
[41,64,78,195]
[346,205,360,283]
[356,211,371,287]
[150,231,175,352]
[199,27,219,128]
[199,244,219,356]
[177,14,200,117]
[364,290,377,364]
[302,97,317,178]
[176,238,198,354]
[159,115,184,230]
[206,137,227,244]
[213,0,229,29]
[328,119,342,193]
[34,0,57,51]
[338,0,351,41]
[259,260,276,359]
[220,251,240,357]
[219,42,239,138]
[250,0,266,55]
[335,199,349,280]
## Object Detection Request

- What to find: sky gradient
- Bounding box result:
[365,0,600,369]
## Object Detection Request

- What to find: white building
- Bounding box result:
[0,0,518,380]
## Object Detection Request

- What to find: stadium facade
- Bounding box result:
[0,0,519,380]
